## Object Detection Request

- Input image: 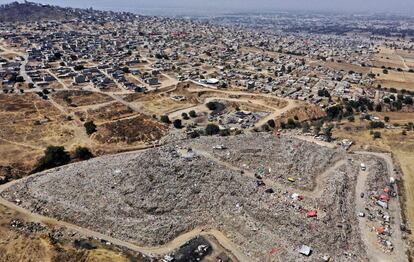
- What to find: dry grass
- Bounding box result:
[75,102,136,124]
[52,90,114,107]
[325,61,371,74]
[372,68,414,90]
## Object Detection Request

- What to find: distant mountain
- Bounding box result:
[0,1,77,22]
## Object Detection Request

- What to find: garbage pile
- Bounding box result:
[1,134,387,261]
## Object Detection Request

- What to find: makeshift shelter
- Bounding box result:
[298,245,312,256]
[307,210,317,218]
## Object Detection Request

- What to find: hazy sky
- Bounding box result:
[2,0,414,14]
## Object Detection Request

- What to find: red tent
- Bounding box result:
[380,194,390,202]
[307,210,317,218]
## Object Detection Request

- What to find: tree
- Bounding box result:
[84,121,97,135]
[36,146,70,172]
[267,119,276,128]
[206,102,217,111]
[262,124,271,132]
[373,131,381,139]
[15,76,24,82]
[370,121,385,129]
[313,121,322,136]
[219,129,230,136]
[189,110,197,118]
[205,124,220,136]
[384,116,390,122]
[75,147,93,160]
[326,105,343,120]
[302,122,310,133]
[323,125,334,142]
[348,116,355,122]
[287,118,296,129]
[404,96,413,105]
[74,65,85,71]
[173,119,182,129]
[181,112,189,120]
[160,115,171,124]
[122,67,130,73]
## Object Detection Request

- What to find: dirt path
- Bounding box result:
[193,148,346,199]
[354,151,407,262]
[0,192,248,261]
[46,69,68,90]
[254,99,297,128]
[0,137,42,150]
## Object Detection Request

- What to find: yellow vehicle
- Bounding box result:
[288,177,295,182]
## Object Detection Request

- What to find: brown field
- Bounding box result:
[372,46,410,69]
[0,91,171,177]
[372,68,414,90]
[52,90,114,107]
[0,93,91,172]
[94,114,168,145]
[74,102,136,124]
[334,114,414,248]
[325,61,371,74]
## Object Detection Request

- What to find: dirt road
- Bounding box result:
[193,148,346,199]
[354,151,407,262]
[0,185,248,261]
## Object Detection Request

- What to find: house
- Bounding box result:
[74,74,86,84]
[43,75,56,82]
[147,77,159,86]
[206,78,219,85]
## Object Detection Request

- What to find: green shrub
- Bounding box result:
[75,147,93,160]
[189,110,197,118]
[205,124,220,136]
[160,115,171,124]
[36,146,70,172]
[84,121,97,135]
[173,119,182,129]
